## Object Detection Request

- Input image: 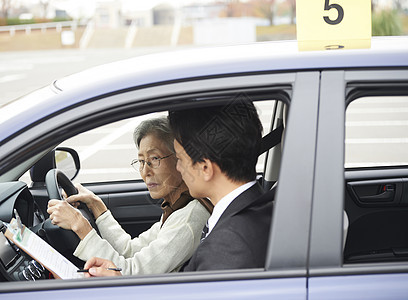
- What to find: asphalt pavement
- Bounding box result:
[0,47,183,106]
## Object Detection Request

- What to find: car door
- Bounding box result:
[0,70,320,298]
[308,69,408,299]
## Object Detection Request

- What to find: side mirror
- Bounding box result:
[55,147,80,180]
[30,147,80,185]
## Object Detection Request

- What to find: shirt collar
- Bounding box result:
[206,180,256,236]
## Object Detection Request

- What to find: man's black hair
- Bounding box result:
[168,94,263,183]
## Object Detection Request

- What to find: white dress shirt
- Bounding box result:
[205,180,257,238]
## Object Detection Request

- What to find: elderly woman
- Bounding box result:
[47,117,211,275]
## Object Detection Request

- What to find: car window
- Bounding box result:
[345,96,408,168]
[344,93,408,265]
[54,100,277,184]
[61,112,166,183]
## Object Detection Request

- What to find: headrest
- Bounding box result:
[30,150,56,183]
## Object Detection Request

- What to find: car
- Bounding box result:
[0,36,408,299]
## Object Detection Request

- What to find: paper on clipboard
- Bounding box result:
[4,220,84,280]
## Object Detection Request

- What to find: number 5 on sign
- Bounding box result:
[296,0,371,51]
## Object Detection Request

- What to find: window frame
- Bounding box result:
[308,68,408,278]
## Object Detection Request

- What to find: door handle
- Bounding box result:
[359,185,395,203]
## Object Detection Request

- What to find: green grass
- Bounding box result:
[0,17,73,26]
[372,10,403,36]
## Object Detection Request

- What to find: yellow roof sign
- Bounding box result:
[296,0,372,51]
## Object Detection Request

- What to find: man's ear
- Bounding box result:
[200,158,215,182]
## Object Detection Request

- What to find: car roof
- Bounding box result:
[55,37,408,93]
[1,37,408,141]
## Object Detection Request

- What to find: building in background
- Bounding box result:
[93,1,121,28]
[1,0,406,51]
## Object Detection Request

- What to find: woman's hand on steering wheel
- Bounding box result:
[43,169,99,258]
[65,184,108,219]
[47,200,93,240]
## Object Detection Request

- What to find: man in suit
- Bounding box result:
[168,97,273,271]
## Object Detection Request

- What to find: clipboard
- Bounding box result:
[4,219,84,280]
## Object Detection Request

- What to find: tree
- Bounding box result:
[393,0,405,10]
[371,0,377,12]
[1,0,12,19]
[372,9,403,36]
[287,0,296,25]
[222,0,276,25]
[222,0,250,18]
[39,0,51,19]
[252,0,276,26]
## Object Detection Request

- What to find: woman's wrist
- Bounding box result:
[88,195,108,219]
[73,217,93,240]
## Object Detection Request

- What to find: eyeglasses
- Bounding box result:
[131,153,174,172]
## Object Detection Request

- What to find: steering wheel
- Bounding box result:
[42,169,98,258]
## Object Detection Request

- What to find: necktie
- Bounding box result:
[201,221,209,242]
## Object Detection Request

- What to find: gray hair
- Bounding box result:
[133,117,175,152]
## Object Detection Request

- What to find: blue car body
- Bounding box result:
[0,37,408,299]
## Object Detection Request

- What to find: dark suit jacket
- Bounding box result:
[183,182,273,271]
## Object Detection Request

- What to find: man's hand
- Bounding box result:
[47,199,92,240]
[83,257,122,278]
